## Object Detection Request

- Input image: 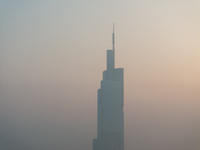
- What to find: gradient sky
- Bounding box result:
[1,0,200,150]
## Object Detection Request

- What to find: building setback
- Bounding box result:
[93,25,124,150]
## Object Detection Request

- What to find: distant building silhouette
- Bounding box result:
[93,25,124,150]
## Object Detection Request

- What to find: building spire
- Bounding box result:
[112,23,115,68]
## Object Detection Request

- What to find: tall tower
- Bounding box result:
[93,25,124,150]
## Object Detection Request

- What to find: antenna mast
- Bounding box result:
[112,23,115,68]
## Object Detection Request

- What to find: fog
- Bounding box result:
[1,0,200,150]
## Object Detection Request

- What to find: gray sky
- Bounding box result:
[1,0,200,150]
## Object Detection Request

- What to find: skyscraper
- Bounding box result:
[93,25,124,150]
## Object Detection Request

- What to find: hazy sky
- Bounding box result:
[1,0,200,150]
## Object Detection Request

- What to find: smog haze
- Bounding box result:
[1,0,200,150]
